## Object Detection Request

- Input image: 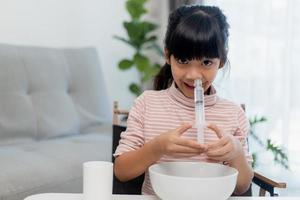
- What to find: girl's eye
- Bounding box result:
[176,58,189,64]
[202,59,213,67]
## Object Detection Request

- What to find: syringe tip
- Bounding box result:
[194,79,202,87]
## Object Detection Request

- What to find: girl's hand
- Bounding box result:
[153,123,208,158]
[206,124,244,164]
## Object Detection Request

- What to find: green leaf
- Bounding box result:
[129,83,142,96]
[113,35,136,49]
[141,63,161,82]
[249,115,267,126]
[266,139,289,169]
[134,53,150,72]
[141,22,157,35]
[144,42,164,56]
[249,115,289,170]
[249,128,264,147]
[123,22,142,49]
[144,35,157,43]
[252,153,257,168]
[141,36,157,47]
[123,22,139,39]
[141,72,151,82]
[126,0,147,20]
[123,21,158,50]
[118,59,134,70]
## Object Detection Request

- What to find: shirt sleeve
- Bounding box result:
[113,92,146,157]
[234,107,253,163]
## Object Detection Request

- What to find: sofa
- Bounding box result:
[0,43,113,200]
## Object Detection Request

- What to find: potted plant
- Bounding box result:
[249,116,289,169]
[114,0,163,96]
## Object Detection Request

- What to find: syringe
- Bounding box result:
[194,79,205,143]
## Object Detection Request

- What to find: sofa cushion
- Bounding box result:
[0,124,112,200]
[0,44,110,143]
[0,93,36,145]
[0,45,37,145]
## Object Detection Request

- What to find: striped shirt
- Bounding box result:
[114,82,252,195]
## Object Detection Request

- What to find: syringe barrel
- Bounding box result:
[194,79,205,143]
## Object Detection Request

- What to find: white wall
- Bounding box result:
[0,0,168,115]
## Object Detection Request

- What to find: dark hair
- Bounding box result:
[153,5,229,90]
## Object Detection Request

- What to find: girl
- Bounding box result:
[114,5,253,195]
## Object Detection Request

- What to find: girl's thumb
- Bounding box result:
[175,122,192,135]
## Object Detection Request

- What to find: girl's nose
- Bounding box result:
[185,66,203,80]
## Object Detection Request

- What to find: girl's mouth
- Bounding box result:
[184,82,194,90]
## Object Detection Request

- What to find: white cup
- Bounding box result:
[83,161,113,200]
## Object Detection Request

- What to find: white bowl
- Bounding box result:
[149,162,238,200]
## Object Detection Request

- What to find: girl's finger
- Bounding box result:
[174,122,193,136]
[207,123,223,139]
[173,153,201,158]
[173,144,206,154]
[206,138,227,150]
[207,155,231,162]
[175,138,208,150]
[206,143,231,157]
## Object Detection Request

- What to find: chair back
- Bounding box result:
[112,117,144,194]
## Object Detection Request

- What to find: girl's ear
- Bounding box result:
[219,61,225,69]
[164,48,171,65]
[219,64,224,69]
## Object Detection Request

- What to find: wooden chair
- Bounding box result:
[112,101,286,196]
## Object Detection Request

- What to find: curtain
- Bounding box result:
[169,0,203,11]
[203,0,300,179]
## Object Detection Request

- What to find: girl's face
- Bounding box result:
[168,54,221,98]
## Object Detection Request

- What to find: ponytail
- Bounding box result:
[153,63,173,90]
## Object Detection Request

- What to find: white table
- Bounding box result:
[24,193,300,200]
